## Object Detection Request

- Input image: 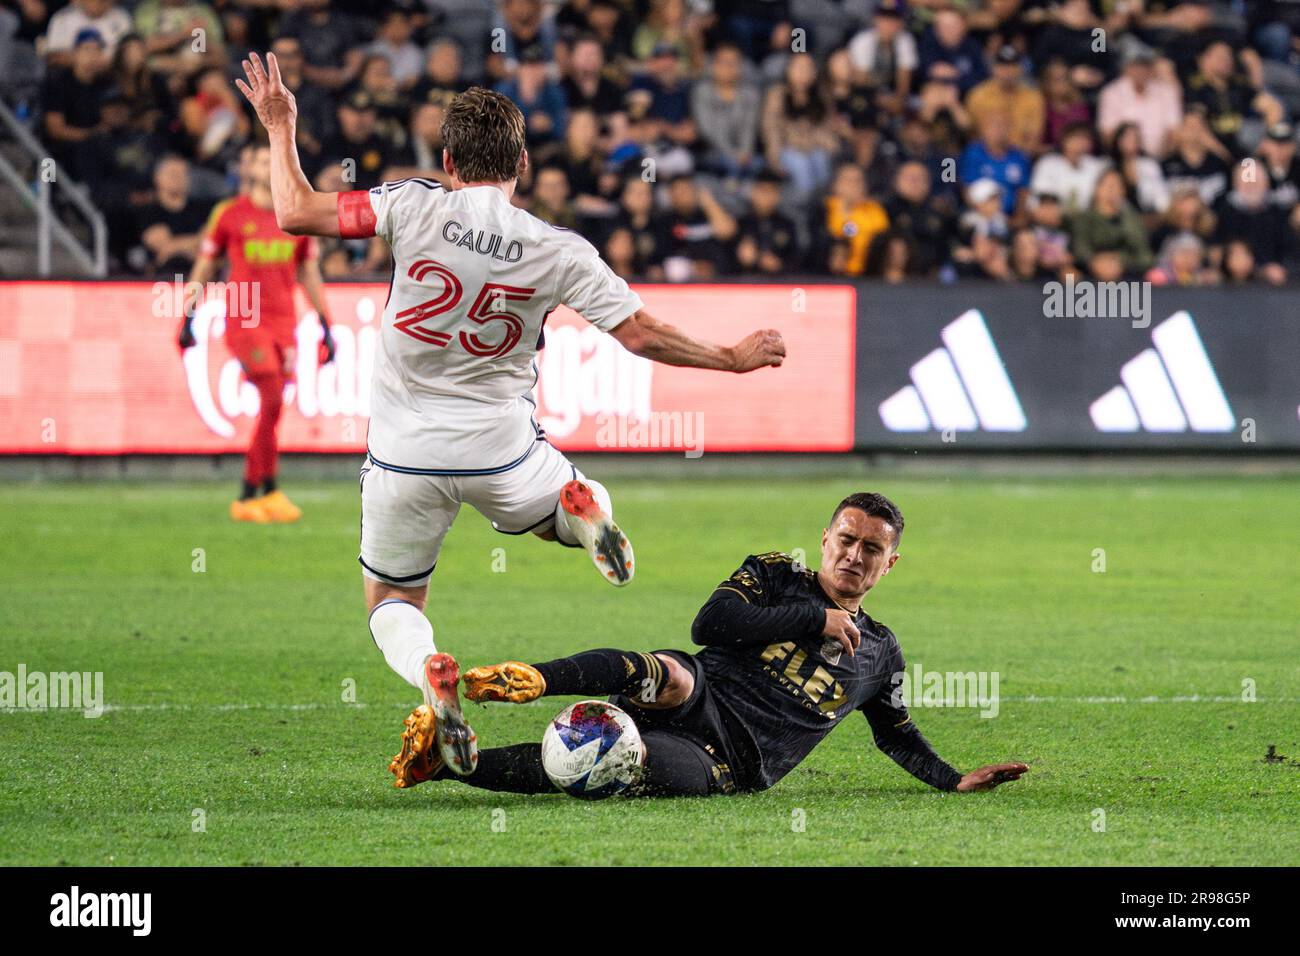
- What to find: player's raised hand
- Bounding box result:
[235,51,297,133]
[822,607,861,657]
[956,762,1029,792]
[729,329,786,372]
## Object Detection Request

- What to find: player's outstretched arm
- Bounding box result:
[610,310,785,373]
[235,52,340,237]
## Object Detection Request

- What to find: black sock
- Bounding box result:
[240,481,258,501]
[533,649,671,704]
[450,744,555,794]
[262,477,277,495]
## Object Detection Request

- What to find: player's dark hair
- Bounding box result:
[830,493,904,546]
[442,87,526,184]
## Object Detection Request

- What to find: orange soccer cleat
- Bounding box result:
[388,704,445,789]
[256,490,302,523]
[463,661,547,704]
[230,498,272,523]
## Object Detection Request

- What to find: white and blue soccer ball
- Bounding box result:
[541,700,646,799]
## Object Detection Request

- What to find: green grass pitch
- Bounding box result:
[1,472,1297,866]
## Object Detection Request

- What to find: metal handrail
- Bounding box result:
[0,96,107,277]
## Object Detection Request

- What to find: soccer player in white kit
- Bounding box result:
[237,54,786,775]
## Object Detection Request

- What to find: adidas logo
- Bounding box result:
[879,310,1027,433]
[1090,312,1234,433]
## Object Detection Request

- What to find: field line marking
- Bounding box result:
[3,694,1298,715]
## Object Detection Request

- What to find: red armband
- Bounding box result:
[337,190,377,239]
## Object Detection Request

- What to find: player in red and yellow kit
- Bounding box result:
[179,144,335,523]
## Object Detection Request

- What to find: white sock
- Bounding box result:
[554,477,613,545]
[368,599,436,690]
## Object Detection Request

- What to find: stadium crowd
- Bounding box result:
[4,0,1300,284]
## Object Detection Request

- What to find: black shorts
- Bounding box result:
[609,650,748,795]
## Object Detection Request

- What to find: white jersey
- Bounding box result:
[365,178,643,472]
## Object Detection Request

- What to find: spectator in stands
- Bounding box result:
[1145,230,1219,284]
[1150,185,1218,253]
[42,28,111,179]
[847,0,917,116]
[530,165,578,229]
[610,176,665,280]
[1030,120,1105,212]
[603,225,639,277]
[179,64,249,182]
[488,0,557,81]
[267,35,335,160]
[823,162,889,277]
[762,52,837,199]
[631,0,700,71]
[915,61,974,156]
[81,86,162,266]
[1249,0,1300,63]
[578,0,636,67]
[1214,159,1296,284]
[1184,39,1284,157]
[629,41,695,150]
[735,169,801,275]
[108,32,172,136]
[883,159,956,276]
[355,54,410,150]
[279,0,368,91]
[497,43,568,143]
[542,108,617,219]
[1069,167,1154,279]
[865,230,919,282]
[966,44,1045,156]
[411,39,466,111]
[1027,193,1074,271]
[133,154,205,276]
[318,90,394,191]
[561,32,626,127]
[959,111,1031,216]
[1162,110,1233,205]
[1220,237,1257,282]
[1110,121,1171,216]
[1039,57,1091,151]
[387,100,446,180]
[656,175,737,279]
[1031,0,1113,94]
[917,8,988,97]
[1008,227,1057,280]
[365,6,422,92]
[132,0,223,78]
[717,0,793,65]
[1256,122,1300,217]
[1096,44,1182,159]
[691,41,761,178]
[825,46,881,168]
[954,177,1011,279]
[43,0,130,68]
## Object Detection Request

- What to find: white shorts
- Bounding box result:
[358,437,583,588]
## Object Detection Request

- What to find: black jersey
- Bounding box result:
[690,552,962,793]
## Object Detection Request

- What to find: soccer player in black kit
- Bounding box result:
[388,493,1028,796]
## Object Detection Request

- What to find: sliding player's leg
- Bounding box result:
[463,439,634,586]
[464,648,692,708]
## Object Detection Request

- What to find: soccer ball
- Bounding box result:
[541,700,646,799]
